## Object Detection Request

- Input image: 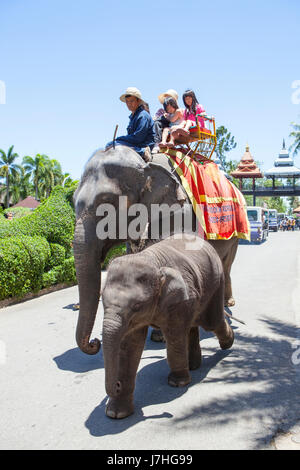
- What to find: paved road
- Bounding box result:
[0,232,300,450]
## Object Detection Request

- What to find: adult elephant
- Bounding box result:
[73,145,238,355]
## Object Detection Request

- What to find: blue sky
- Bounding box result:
[0,0,300,180]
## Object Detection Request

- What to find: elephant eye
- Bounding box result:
[132,302,142,311]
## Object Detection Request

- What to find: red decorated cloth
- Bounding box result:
[164,149,250,240]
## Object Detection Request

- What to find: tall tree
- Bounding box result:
[289,122,300,156]
[22,154,49,200]
[18,166,34,200]
[287,196,300,214]
[0,145,20,208]
[215,126,237,169]
[39,158,63,198]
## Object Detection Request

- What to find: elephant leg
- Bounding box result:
[201,282,234,350]
[223,239,238,307]
[224,265,235,307]
[209,239,238,307]
[188,326,202,370]
[214,318,234,350]
[105,325,148,419]
[163,328,191,387]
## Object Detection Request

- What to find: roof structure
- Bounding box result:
[11,196,40,209]
[230,144,263,179]
[264,139,300,178]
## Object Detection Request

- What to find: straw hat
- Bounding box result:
[120,87,144,103]
[158,89,178,104]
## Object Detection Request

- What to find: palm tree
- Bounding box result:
[0,146,20,208]
[62,172,72,187]
[39,158,63,198]
[290,122,300,156]
[22,154,49,200]
[15,166,33,200]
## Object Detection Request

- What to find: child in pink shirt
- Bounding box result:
[182,89,206,130]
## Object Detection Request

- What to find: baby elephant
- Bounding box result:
[102,234,234,419]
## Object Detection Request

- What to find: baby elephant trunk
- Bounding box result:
[102,316,125,397]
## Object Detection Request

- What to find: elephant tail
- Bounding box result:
[224,310,246,325]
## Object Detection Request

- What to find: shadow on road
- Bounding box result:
[85,348,230,437]
[54,316,300,448]
[53,347,104,373]
[171,316,300,449]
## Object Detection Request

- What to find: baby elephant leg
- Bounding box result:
[164,328,191,387]
[188,327,202,370]
[214,317,234,350]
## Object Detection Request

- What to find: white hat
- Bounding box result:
[120,87,144,103]
[158,89,178,104]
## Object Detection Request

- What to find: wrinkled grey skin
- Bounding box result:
[73,145,238,355]
[102,235,234,419]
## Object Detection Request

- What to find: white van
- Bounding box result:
[246,206,269,243]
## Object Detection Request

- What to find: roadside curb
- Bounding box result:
[0,282,78,310]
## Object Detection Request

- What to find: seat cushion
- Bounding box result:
[189,126,211,135]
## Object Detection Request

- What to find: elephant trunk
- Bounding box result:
[102,315,125,397]
[74,216,102,355]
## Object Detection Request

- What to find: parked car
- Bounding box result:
[246,206,269,243]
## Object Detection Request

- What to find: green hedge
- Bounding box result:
[0,236,76,300]
[0,235,51,300]
[4,207,32,218]
[42,257,76,288]
[47,243,66,269]
[0,187,75,252]
[102,243,127,269]
[0,187,78,300]
[0,187,129,300]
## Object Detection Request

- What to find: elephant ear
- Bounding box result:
[157,267,190,313]
[140,162,186,206]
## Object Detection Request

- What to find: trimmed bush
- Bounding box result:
[63,257,77,283]
[47,243,66,269]
[42,256,76,288]
[4,207,32,219]
[0,235,51,300]
[62,182,79,209]
[102,243,127,269]
[0,187,75,251]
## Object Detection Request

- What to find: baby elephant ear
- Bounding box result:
[158,267,189,312]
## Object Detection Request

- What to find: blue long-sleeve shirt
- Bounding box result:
[116,105,155,151]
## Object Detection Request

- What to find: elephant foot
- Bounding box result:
[168,370,191,387]
[150,328,165,343]
[105,396,134,419]
[225,297,235,307]
[189,350,202,370]
[219,328,234,350]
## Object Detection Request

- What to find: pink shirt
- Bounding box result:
[184,104,205,127]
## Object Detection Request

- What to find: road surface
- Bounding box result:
[0,231,300,450]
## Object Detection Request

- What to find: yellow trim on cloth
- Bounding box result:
[164,149,251,241]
